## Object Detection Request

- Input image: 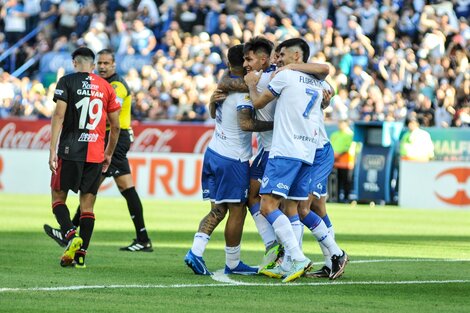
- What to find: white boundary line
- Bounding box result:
[1,280,470,293]
[1,258,470,293]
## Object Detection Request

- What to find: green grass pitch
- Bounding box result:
[1,194,469,312]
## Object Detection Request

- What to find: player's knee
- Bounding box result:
[210,205,227,221]
[297,202,310,220]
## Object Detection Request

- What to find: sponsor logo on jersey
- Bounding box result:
[262,176,269,188]
[54,89,64,95]
[78,133,99,142]
[276,182,289,190]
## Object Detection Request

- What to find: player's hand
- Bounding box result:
[210,89,227,104]
[102,154,112,173]
[49,151,58,175]
[321,88,333,109]
[244,70,262,87]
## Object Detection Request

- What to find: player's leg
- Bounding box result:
[72,162,103,268]
[48,159,83,265]
[224,202,258,275]
[248,150,278,252]
[259,159,312,282]
[71,175,106,227]
[185,149,225,275]
[115,173,152,251]
[185,201,228,275]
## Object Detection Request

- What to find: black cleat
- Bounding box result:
[119,239,154,252]
[305,265,331,278]
[43,224,67,247]
[330,250,349,280]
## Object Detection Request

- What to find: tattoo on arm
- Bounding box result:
[238,108,274,132]
[218,73,249,92]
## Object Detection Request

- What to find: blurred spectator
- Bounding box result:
[0,0,27,44]
[330,119,355,202]
[58,0,80,38]
[400,116,435,161]
[129,19,156,55]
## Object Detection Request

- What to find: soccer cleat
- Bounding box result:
[119,239,153,252]
[305,265,331,278]
[259,243,282,271]
[43,224,67,247]
[330,250,349,280]
[74,250,86,269]
[259,263,286,279]
[184,250,212,275]
[224,261,259,275]
[282,258,312,283]
[60,236,83,267]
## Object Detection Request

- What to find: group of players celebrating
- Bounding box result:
[185,36,348,283]
[43,36,348,282]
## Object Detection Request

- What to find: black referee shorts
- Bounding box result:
[103,129,132,178]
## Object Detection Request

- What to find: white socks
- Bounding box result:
[191,232,210,257]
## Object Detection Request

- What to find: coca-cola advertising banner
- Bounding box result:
[0,149,203,200]
[0,119,214,153]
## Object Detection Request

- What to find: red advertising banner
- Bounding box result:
[0,118,214,153]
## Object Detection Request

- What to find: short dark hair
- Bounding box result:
[97,49,115,62]
[243,36,274,57]
[71,47,95,61]
[278,38,310,63]
[227,44,245,68]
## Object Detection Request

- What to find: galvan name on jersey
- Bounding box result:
[77,89,104,97]
[78,132,99,142]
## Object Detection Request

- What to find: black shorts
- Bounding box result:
[51,158,103,195]
[103,129,132,178]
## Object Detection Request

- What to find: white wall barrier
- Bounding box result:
[0,149,203,200]
[399,160,470,209]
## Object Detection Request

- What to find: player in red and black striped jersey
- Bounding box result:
[48,47,121,268]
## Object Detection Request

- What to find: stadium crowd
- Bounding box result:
[0,0,468,126]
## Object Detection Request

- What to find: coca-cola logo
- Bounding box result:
[0,123,51,149]
[130,128,176,152]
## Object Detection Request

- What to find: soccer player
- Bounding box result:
[244,38,327,282]
[298,97,349,280]
[48,47,121,268]
[44,49,153,252]
[218,36,332,271]
[184,44,273,276]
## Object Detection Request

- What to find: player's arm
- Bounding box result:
[275,62,330,80]
[321,80,334,109]
[103,109,120,173]
[244,71,275,109]
[49,99,67,174]
[217,69,249,93]
[238,108,273,132]
[208,89,227,119]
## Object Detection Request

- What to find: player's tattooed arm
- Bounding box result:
[244,71,273,109]
[238,108,274,132]
[218,69,249,93]
[197,204,228,235]
[275,62,330,80]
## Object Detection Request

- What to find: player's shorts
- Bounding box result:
[310,142,334,198]
[260,157,311,200]
[250,148,270,182]
[51,158,103,195]
[103,129,132,177]
[201,148,249,204]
